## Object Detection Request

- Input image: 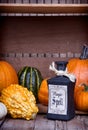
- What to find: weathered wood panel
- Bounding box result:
[0,118,5,128]
[34,114,55,130]
[0,117,35,130]
[0,114,88,130]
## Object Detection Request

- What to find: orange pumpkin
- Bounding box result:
[67,45,88,87]
[74,84,84,99]
[38,79,48,106]
[0,61,18,91]
[75,84,88,111]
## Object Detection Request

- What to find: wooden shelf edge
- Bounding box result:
[0,4,88,14]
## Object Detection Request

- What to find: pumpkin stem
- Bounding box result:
[80,44,88,59]
[82,83,88,91]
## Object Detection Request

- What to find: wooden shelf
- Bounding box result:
[0,4,88,14]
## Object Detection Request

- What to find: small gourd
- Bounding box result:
[0,102,7,120]
[18,66,43,101]
[0,84,38,120]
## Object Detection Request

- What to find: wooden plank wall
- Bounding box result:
[0,16,88,78]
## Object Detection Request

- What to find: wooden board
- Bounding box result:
[0,114,88,130]
[0,117,35,130]
[0,4,88,14]
[0,118,6,127]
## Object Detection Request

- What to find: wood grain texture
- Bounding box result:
[0,114,88,130]
[0,4,88,13]
[0,117,35,130]
[34,114,55,130]
[0,118,6,128]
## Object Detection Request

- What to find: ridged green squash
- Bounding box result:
[18,66,43,101]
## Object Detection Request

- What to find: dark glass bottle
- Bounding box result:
[47,61,76,121]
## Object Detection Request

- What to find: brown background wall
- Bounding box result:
[0,16,88,78]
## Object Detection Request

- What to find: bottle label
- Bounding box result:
[48,84,67,115]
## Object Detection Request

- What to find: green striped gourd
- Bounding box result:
[18,66,43,101]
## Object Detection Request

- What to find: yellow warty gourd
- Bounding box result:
[0,84,38,120]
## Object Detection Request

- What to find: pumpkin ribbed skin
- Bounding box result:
[38,79,48,106]
[18,66,43,100]
[67,58,88,86]
[0,84,38,120]
[75,84,88,111]
[67,45,88,87]
[0,61,18,91]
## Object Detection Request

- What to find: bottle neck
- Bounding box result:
[55,61,68,71]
